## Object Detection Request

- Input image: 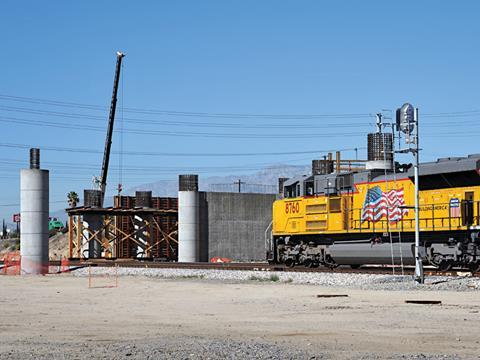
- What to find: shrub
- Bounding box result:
[269,274,280,282]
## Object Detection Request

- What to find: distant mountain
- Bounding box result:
[48,163,310,220]
[126,164,310,196]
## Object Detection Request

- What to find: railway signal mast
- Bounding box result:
[396,103,424,284]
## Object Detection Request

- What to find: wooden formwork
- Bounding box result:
[66,198,178,260]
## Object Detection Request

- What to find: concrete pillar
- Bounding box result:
[134,191,153,258]
[83,190,102,258]
[134,214,153,258]
[20,148,49,274]
[178,175,200,262]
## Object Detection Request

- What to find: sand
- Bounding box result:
[0,275,479,359]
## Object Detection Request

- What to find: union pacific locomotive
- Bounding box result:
[268,130,480,272]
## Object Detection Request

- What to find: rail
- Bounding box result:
[41,259,480,277]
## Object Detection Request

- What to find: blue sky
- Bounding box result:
[0,1,479,221]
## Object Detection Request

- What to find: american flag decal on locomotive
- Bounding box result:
[361,186,408,223]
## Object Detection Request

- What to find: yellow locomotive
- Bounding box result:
[268,137,480,272]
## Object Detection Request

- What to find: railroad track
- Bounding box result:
[45,259,480,277]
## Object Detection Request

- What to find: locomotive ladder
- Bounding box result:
[382,120,405,275]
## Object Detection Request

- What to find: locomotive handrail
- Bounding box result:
[264,221,273,252]
[349,200,479,232]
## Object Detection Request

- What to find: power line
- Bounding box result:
[0,115,370,139]
[1,93,479,120]
[1,115,477,140]
[0,142,364,157]
[0,114,369,141]
[0,104,373,128]
[1,104,479,134]
[0,200,66,207]
[0,94,375,119]
[422,110,480,117]
[0,157,317,170]
[0,164,313,176]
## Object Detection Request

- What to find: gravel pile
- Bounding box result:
[72,266,480,291]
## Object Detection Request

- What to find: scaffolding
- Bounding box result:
[66,196,178,260]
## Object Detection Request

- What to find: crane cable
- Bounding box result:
[118,61,124,195]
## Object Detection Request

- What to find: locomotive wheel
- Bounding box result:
[438,260,453,272]
[324,255,338,269]
[468,262,480,273]
[350,264,362,269]
[304,259,313,268]
[284,258,295,268]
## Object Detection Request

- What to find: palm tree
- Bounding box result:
[67,191,79,208]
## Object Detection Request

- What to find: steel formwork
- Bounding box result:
[66,196,178,260]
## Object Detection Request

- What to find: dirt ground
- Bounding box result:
[48,232,69,260]
[0,233,68,261]
[0,275,479,359]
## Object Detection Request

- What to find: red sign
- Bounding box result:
[13,213,20,223]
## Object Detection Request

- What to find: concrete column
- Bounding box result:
[134,214,153,258]
[178,175,200,262]
[83,190,102,258]
[83,215,102,258]
[134,191,153,258]
[20,149,49,275]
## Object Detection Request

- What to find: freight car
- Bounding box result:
[268,132,480,272]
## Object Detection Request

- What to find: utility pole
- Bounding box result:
[413,107,424,284]
[234,179,245,193]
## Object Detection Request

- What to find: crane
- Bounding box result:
[99,51,125,206]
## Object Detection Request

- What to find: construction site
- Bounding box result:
[1,2,480,359]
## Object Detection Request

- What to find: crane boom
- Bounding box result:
[100,51,125,206]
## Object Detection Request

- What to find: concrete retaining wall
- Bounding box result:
[200,192,275,261]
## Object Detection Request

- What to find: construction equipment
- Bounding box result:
[99,51,125,206]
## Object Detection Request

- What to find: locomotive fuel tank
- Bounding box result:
[326,240,416,266]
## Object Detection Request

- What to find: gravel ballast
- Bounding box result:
[72,266,480,291]
[1,337,462,360]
